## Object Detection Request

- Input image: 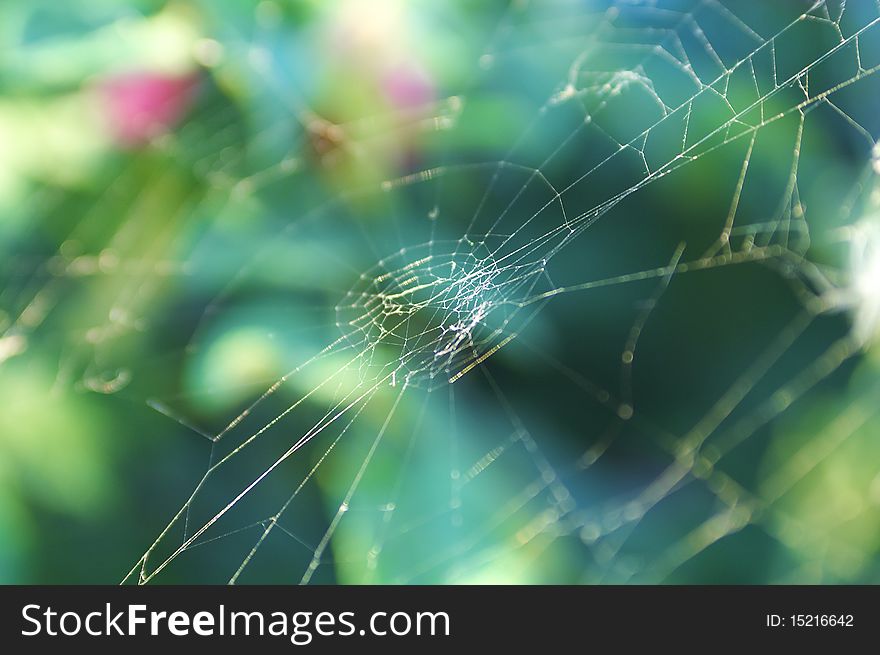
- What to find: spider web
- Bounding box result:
[4,0,880,584]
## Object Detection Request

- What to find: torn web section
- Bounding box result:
[128,149,578,584]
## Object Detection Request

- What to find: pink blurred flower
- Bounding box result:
[382,63,434,109]
[99,72,197,147]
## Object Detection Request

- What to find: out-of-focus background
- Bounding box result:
[2,0,880,584]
